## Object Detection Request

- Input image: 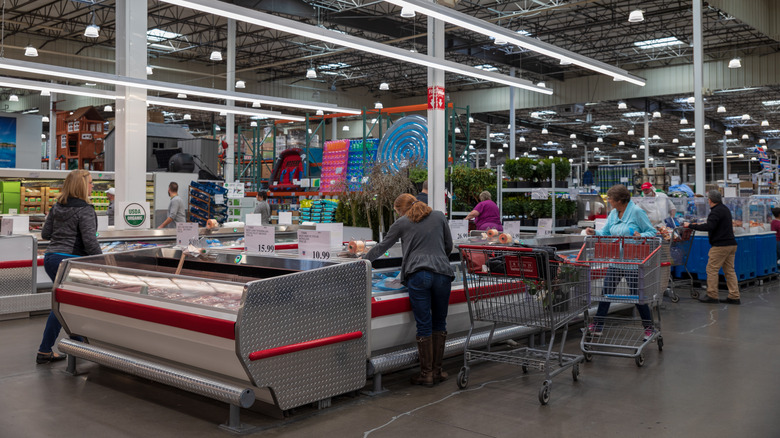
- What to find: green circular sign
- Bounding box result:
[123,203,147,227]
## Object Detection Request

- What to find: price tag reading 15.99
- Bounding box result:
[245,225,275,255]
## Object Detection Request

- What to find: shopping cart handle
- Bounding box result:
[661,262,671,267]
[457,244,534,252]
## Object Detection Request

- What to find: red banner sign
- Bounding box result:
[427,85,445,110]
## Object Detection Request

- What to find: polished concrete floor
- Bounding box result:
[2,284,780,438]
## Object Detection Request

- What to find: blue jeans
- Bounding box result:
[38,253,74,353]
[594,266,653,329]
[406,270,452,337]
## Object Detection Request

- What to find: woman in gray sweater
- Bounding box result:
[36,170,102,364]
[365,193,454,387]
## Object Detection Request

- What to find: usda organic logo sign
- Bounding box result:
[123,203,147,227]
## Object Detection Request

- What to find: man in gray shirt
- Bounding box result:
[158,182,186,228]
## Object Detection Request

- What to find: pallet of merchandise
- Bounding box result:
[20,187,43,215]
[43,187,60,214]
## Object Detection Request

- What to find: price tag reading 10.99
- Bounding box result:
[311,250,331,260]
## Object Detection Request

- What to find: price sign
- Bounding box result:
[96,215,109,231]
[8,208,17,215]
[176,222,199,247]
[531,188,549,200]
[448,219,469,241]
[245,213,263,226]
[298,230,331,260]
[503,220,521,238]
[245,225,275,254]
[620,177,629,183]
[536,218,554,236]
[279,211,293,225]
[0,218,13,235]
[316,222,343,247]
[215,194,225,204]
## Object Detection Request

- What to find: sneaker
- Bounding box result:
[643,328,655,341]
[719,298,741,305]
[588,324,602,336]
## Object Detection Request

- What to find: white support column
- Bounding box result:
[114,0,147,204]
[332,118,338,141]
[427,14,446,212]
[486,125,491,168]
[644,113,650,168]
[509,67,516,159]
[225,18,236,182]
[48,92,56,170]
[693,0,706,195]
[722,134,728,188]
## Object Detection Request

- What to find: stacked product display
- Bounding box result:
[0,181,21,213]
[188,181,228,226]
[596,164,640,193]
[90,189,110,212]
[346,139,378,191]
[21,187,44,214]
[299,199,339,223]
[319,140,349,192]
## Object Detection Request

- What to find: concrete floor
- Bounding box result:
[2,284,780,438]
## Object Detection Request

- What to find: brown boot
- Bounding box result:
[410,336,434,387]
[432,331,448,383]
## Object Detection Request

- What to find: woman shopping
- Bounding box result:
[464,190,503,231]
[364,194,454,387]
[585,184,658,339]
[35,170,102,364]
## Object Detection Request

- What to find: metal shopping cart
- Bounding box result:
[577,236,663,367]
[661,226,695,302]
[457,245,591,405]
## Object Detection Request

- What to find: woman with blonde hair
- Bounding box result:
[36,169,102,364]
[365,194,454,386]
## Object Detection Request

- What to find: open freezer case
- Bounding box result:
[53,247,371,428]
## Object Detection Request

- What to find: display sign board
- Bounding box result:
[176,222,199,247]
[298,230,331,260]
[503,220,522,238]
[96,215,109,231]
[531,188,548,200]
[1,218,13,235]
[316,222,343,248]
[115,201,150,230]
[536,218,554,236]
[279,211,293,225]
[245,225,275,254]
[245,213,263,226]
[448,219,469,241]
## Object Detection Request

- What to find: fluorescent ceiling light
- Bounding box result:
[474,64,499,72]
[147,96,304,121]
[634,36,682,49]
[400,6,415,17]
[210,50,223,61]
[84,24,100,38]
[622,112,648,118]
[306,68,317,79]
[728,58,741,69]
[762,100,780,106]
[0,58,360,114]
[319,62,350,70]
[628,10,644,23]
[763,129,780,133]
[376,0,645,85]
[147,28,183,42]
[160,0,550,94]
[24,46,38,57]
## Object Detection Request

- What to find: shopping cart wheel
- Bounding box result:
[522,364,529,374]
[582,346,592,362]
[670,293,680,303]
[538,380,551,405]
[456,367,469,390]
[690,290,700,300]
[635,354,645,367]
[657,336,664,351]
[572,363,580,382]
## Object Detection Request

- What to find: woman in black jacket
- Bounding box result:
[36,170,102,364]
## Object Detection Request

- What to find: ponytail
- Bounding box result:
[394,193,432,223]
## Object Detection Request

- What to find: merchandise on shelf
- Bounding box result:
[319,140,349,192]
[299,199,339,223]
[188,181,228,226]
[269,148,304,191]
[596,164,640,194]
[346,139,378,191]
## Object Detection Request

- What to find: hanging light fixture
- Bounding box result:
[41,116,49,123]
[631,154,637,159]
[8,94,18,102]
[519,136,526,142]
[379,82,390,91]
[717,105,726,113]
[219,111,227,116]
[455,127,462,134]
[146,66,154,75]
[658,148,665,153]
[704,124,710,130]
[618,141,625,146]
[214,125,221,131]
[572,143,578,148]
[41,133,46,139]
[210,50,223,61]
[315,109,324,116]
[400,6,415,17]
[742,134,749,139]
[725,129,733,135]
[374,102,383,109]
[541,127,548,134]
[752,157,758,161]
[24,45,38,57]
[235,80,246,89]
[468,117,474,123]
[593,147,600,152]
[494,36,508,45]
[728,57,741,69]
[652,111,661,118]
[537,81,546,88]
[177,93,187,99]
[706,158,712,162]
[628,128,635,136]
[84,24,100,38]
[470,139,476,145]
[671,160,676,163]
[342,125,349,131]
[531,146,537,151]
[570,133,577,139]
[762,120,770,126]
[306,68,317,79]
[252,101,261,108]
[618,101,627,110]
[738,154,744,158]
[597,137,603,143]
[639,145,645,149]
[628,9,644,23]
[40,90,50,97]
[741,114,750,120]
[599,124,608,131]
[649,157,654,162]
[557,150,563,155]
[652,134,661,140]
[680,117,688,125]
[679,152,684,157]
[546,141,553,146]
[469,145,475,150]
[183,114,191,120]
[727,150,733,155]
[250,121,258,127]
[759,139,766,144]
[103,105,112,112]
[672,138,679,143]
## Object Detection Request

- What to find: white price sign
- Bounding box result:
[0,218,13,235]
[503,220,521,238]
[531,188,549,200]
[245,213,263,226]
[245,225,275,254]
[279,211,293,225]
[298,230,331,260]
[316,222,343,247]
[176,222,199,247]
[536,218,554,237]
[215,194,225,204]
[448,219,469,241]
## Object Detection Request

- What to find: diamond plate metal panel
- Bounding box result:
[0,292,50,314]
[236,260,371,410]
[0,267,36,297]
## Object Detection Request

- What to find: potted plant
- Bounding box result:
[516,157,535,188]
[553,157,571,188]
[503,159,520,188]
[535,158,552,187]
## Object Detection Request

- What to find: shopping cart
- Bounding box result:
[577,236,663,367]
[457,245,591,405]
[660,226,695,302]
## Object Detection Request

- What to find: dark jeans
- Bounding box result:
[406,270,452,337]
[38,253,74,353]
[594,265,653,329]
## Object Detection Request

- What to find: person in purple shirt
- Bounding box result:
[465,191,503,231]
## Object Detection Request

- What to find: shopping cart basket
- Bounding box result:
[661,226,695,302]
[457,245,590,405]
[577,236,664,367]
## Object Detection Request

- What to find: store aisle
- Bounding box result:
[2,284,779,438]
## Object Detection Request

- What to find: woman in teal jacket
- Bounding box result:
[585,184,657,339]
